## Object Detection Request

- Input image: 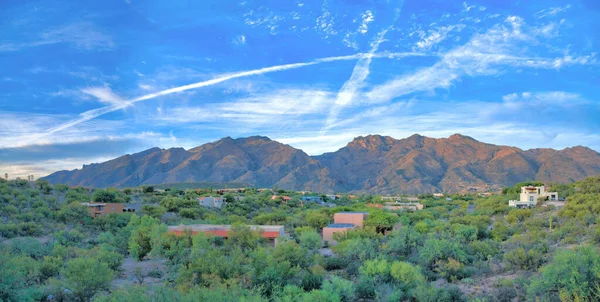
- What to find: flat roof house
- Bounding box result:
[80,202,134,218]
[322,223,357,244]
[323,212,369,245]
[167,224,285,246]
[509,186,559,208]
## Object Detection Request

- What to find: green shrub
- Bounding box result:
[324,257,347,270]
[355,277,376,299]
[179,208,201,219]
[300,273,323,291]
[0,223,18,238]
[18,222,43,236]
[148,268,164,278]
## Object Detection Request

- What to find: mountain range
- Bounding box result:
[42,134,600,194]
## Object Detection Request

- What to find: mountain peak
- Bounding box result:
[348,135,395,150]
[240,135,272,142]
[448,133,477,142]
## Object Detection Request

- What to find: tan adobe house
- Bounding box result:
[322,212,368,245]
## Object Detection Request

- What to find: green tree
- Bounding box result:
[364,210,398,233]
[298,229,322,251]
[528,246,600,301]
[273,240,310,268]
[159,196,181,212]
[128,215,165,260]
[0,251,43,302]
[384,227,422,258]
[504,247,543,271]
[390,261,425,288]
[360,258,392,282]
[141,205,166,219]
[36,179,52,194]
[92,189,117,203]
[62,257,113,301]
[419,235,468,270]
[306,210,330,230]
[322,276,355,302]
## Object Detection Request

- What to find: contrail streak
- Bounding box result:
[321,2,405,134]
[41,54,364,137]
[38,53,372,138]
[322,29,389,132]
[37,51,423,139]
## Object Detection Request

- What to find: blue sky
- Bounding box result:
[1,0,599,178]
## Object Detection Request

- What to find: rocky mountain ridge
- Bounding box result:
[42,134,600,194]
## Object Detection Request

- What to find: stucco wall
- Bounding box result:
[333,213,366,227]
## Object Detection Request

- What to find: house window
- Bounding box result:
[529,196,534,202]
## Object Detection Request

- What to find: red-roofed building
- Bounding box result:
[167,224,285,246]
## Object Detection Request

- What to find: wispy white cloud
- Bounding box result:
[0,157,116,179]
[358,10,374,34]
[0,22,115,52]
[31,53,373,141]
[81,86,126,106]
[138,83,154,91]
[502,91,588,109]
[414,24,466,50]
[232,34,247,46]
[462,2,475,12]
[156,89,335,126]
[244,9,284,35]
[535,5,571,19]
[315,1,337,37]
[273,96,600,155]
[366,16,595,103]
[0,111,125,148]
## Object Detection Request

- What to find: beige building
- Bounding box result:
[509,186,558,208]
[323,212,368,245]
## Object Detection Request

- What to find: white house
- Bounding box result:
[509,186,558,208]
[198,196,225,209]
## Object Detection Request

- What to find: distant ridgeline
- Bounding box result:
[152,182,252,190]
[41,134,600,194]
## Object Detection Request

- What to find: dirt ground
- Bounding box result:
[112,256,168,288]
[434,268,519,300]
